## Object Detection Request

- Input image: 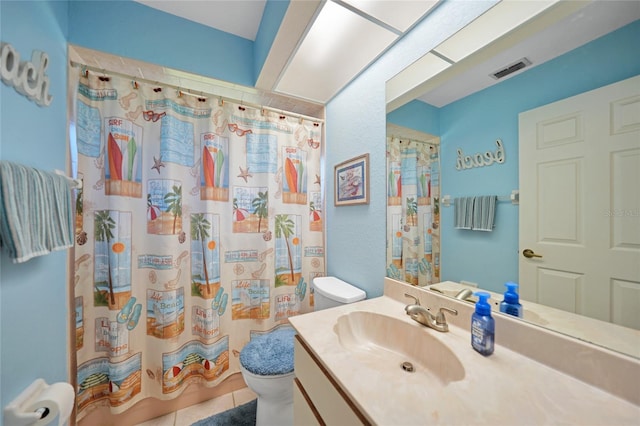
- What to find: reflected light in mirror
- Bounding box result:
[434,0,558,62]
[386,53,450,104]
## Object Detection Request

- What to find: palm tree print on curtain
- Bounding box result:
[275,214,301,286]
[252,190,268,233]
[73,71,323,420]
[164,184,182,234]
[93,210,132,310]
[147,180,182,235]
[190,213,220,298]
[232,187,269,233]
[386,136,440,286]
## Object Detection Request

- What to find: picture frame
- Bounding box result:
[334,153,370,206]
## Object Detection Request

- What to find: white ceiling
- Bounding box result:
[134,0,268,41]
[133,0,439,104]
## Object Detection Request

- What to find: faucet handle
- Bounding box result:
[404,293,420,306]
[436,307,458,325]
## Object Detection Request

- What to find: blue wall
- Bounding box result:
[435,20,640,292]
[387,99,440,136]
[67,0,293,88]
[67,1,256,86]
[0,0,69,419]
[325,1,497,297]
[0,0,290,420]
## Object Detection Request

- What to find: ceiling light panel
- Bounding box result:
[275,1,397,103]
[434,0,558,62]
[341,0,440,32]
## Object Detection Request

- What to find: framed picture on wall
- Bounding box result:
[334,153,369,206]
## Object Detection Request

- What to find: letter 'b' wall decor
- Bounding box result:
[0,42,53,107]
[455,139,505,171]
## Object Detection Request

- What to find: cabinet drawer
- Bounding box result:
[294,336,369,425]
[293,378,322,426]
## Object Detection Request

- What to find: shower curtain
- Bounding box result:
[386,136,440,286]
[71,70,324,419]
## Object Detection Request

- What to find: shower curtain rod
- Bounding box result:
[69,60,324,124]
[388,137,439,144]
[387,134,440,145]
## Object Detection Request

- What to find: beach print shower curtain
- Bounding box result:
[386,137,440,286]
[72,71,324,418]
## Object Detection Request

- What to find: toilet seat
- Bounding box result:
[239,328,295,376]
[240,364,295,381]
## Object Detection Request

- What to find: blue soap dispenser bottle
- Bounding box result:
[471,292,494,356]
[500,281,523,318]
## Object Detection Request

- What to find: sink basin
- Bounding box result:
[334,311,465,384]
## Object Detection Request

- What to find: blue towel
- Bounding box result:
[0,161,75,263]
[454,197,473,229]
[472,195,497,231]
[239,327,296,376]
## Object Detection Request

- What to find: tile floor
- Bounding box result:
[134,387,257,426]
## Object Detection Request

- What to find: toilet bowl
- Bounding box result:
[239,277,366,426]
[239,365,295,425]
[239,327,296,426]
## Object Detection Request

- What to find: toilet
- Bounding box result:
[312,276,366,310]
[239,327,296,426]
[239,277,366,426]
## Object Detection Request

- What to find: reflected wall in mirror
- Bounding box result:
[386,1,640,359]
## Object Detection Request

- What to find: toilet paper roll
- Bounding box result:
[23,382,75,426]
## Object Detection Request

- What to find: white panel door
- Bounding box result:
[519,75,640,329]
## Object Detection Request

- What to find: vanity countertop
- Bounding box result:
[289,293,640,425]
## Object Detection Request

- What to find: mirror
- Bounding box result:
[386,1,640,359]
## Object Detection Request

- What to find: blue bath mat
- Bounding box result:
[191,399,256,426]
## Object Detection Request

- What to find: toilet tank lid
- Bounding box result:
[313,277,366,304]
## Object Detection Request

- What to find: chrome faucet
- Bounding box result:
[404,293,458,332]
[454,288,474,302]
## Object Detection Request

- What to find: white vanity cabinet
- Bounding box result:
[289,279,640,425]
[293,336,370,426]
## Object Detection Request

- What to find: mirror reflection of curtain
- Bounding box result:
[386,137,440,286]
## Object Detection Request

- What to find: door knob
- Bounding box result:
[523,249,542,259]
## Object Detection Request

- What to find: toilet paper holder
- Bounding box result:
[3,379,67,426]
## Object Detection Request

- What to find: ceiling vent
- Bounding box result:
[490,57,532,80]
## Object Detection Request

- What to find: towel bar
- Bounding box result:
[442,190,519,207]
[53,169,82,189]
